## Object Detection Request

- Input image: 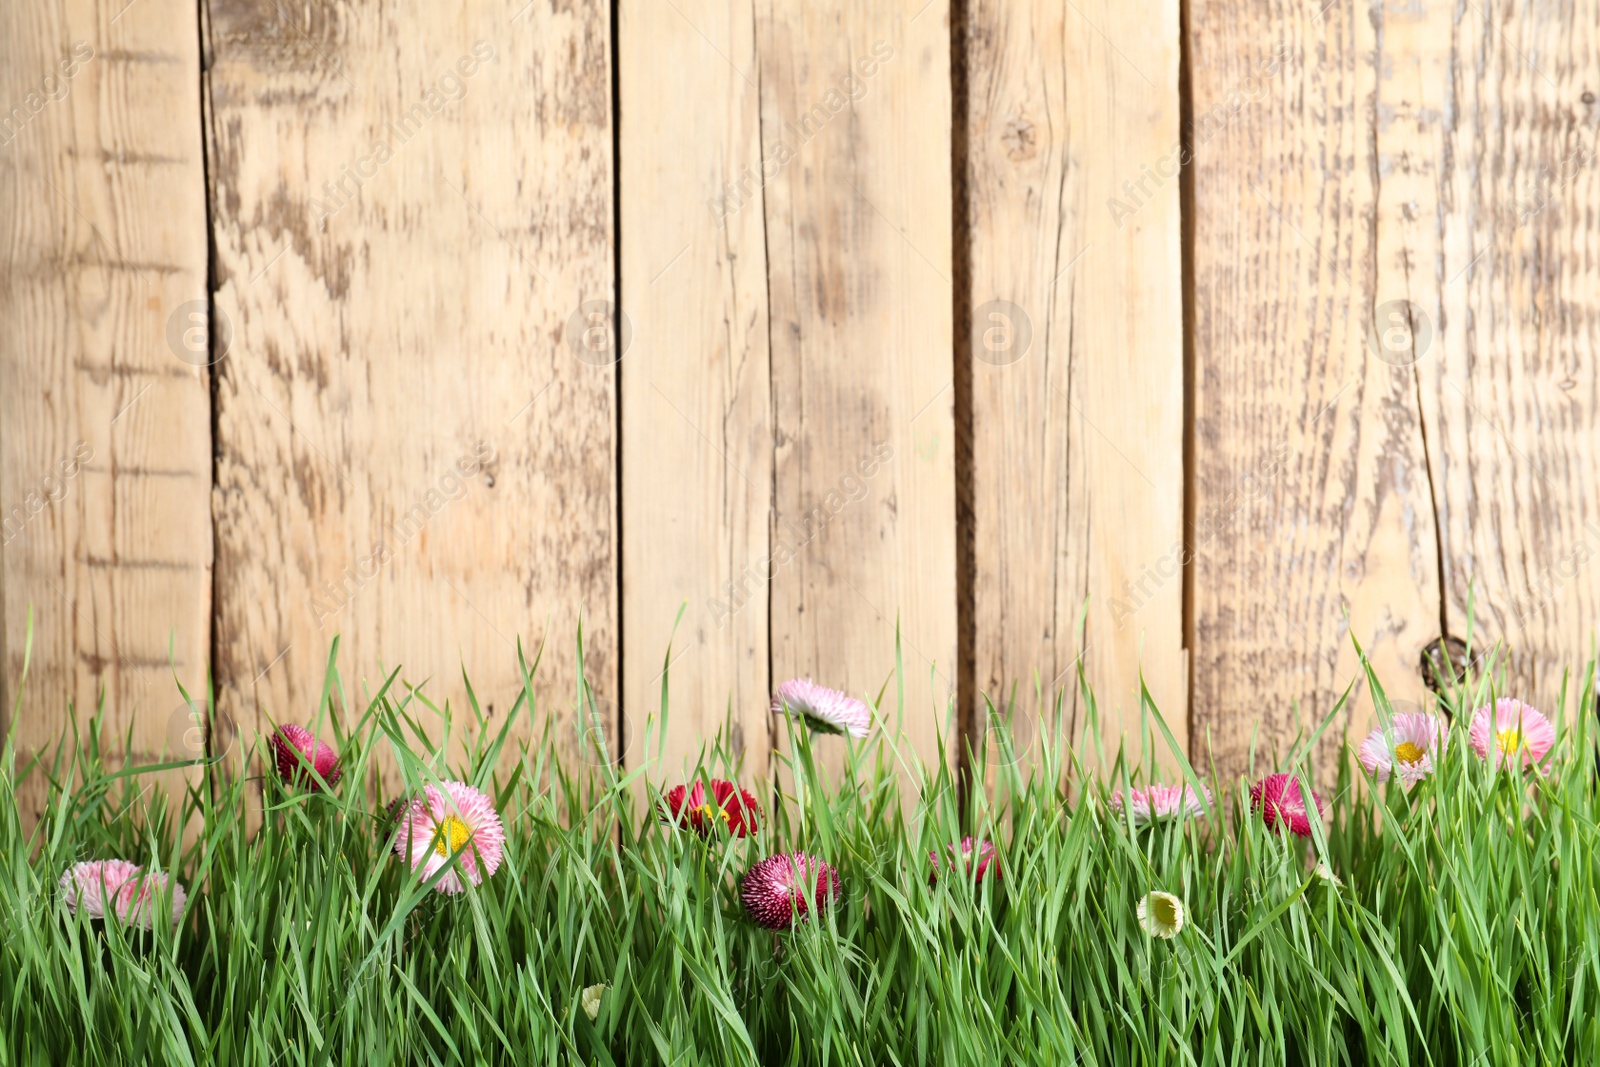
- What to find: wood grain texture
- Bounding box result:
[7,0,1594,810]
[1414,1,1600,719]
[965,0,1186,772]
[204,1,616,788]
[1188,0,1440,785]
[758,3,957,780]
[1,1,211,823]
[618,0,773,783]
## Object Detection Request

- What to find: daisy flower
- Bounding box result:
[580,984,606,1022]
[1470,698,1556,771]
[268,723,341,790]
[1137,891,1185,939]
[393,780,506,894]
[1249,773,1327,838]
[660,778,761,837]
[59,860,187,930]
[740,851,841,930]
[1357,712,1443,784]
[771,679,871,738]
[1108,782,1211,826]
[928,837,998,882]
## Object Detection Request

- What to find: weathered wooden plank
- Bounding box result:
[618,1,773,784]
[1188,0,1440,784]
[205,2,616,789]
[966,0,1187,774]
[759,3,957,780]
[1417,1,1600,718]
[1,1,211,824]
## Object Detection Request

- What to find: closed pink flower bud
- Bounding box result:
[1249,773,1326,838]
[269,723,342,790]
[741,851,840,930]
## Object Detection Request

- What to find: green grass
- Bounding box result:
[1,628,1597,1066]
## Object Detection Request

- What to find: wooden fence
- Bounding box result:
[2,0,1597,819]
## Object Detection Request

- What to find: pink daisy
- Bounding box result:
[268,723,342,790]
[1357,712,1443,784]
[59,859,187,930]
[928,837,999,882]
[740,851,841,930]
[1108,783,1211,826]
[1249,773,1327,838]
[1469,698,1556,771]
[771,679,871,738]
[393,780,506,894]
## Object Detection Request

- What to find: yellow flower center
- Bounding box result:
[433,815,473,858]
[694,803,731,827]
[1152,894,1181,929]
[1393,741,1425,765]
[1497,728,1523,753]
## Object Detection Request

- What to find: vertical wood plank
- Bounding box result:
[205,2,616,787]
[759,3,957,778]
[1188,1,1440,785]
[965,0,1187,770]
[1,0,211,823]
[1419,2,1600,717]
[618,1,773,784]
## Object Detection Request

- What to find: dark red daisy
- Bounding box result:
[1249,773,1326,838]
[740,851,840,930]
[928,836,998,882]
[660,778,760,837]
[268,723,341,791]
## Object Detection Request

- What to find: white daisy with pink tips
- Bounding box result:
[1108,783,1211,826]
[59,859,187,930]
[771,679,872,738]
[393,780,507,894]
[1357,711,1443,785]
[1469,698,1556,772]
